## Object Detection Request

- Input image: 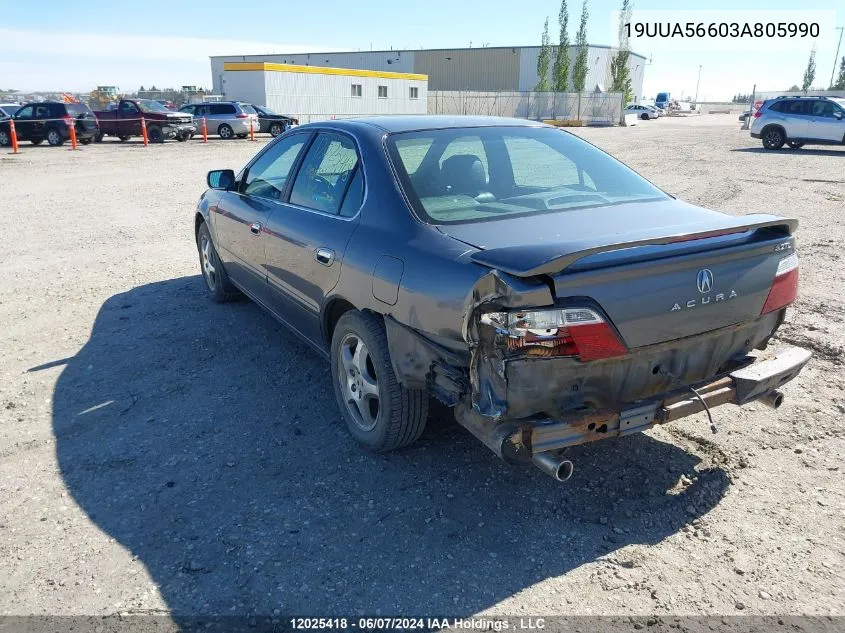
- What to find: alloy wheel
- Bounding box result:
[200,234,216,291]
[338,333,380,431]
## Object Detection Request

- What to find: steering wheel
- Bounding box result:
[309,175,336,208]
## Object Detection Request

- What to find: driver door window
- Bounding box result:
[120,101,139,115]
[243,134,308,201]
[289,133,360,214]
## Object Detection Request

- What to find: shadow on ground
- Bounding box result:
[731,147,845,156]
[50,276,730,617]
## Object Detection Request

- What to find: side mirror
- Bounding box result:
[207,169,235,190]
[834,111,843,120]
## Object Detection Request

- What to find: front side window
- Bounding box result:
[15,105,33,119]
[290,133,360,214]
[243,134,308,200]
[378,85,388,98]
[120,101,139,114]
[387,126,667,224]
[811,101,835,117]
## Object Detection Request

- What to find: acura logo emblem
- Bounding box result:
[697,269,714,294]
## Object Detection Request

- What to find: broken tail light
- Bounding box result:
[481,307,627,362]
[761,252,799,314]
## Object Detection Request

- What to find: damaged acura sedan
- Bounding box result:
[194,116,811,481]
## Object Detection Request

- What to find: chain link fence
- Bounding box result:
[427,91,626,124]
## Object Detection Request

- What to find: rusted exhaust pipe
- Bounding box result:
[758,389,784,409]
[532,452,574,482]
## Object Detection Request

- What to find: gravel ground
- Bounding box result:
[0,117,843,621]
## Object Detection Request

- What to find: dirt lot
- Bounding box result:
[0,117,843,622]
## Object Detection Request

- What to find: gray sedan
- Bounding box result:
[194,116,808,481]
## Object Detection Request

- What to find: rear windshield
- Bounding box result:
[66,103,93,115]
[136,99,170,113]
[386,126,667,224]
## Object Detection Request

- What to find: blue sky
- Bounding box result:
[0,0,842,100]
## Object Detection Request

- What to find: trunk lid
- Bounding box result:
[439,200,797,349]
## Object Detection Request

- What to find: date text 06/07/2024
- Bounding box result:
[289,617,547,630]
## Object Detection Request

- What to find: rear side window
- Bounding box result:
[290,133,360,214]
[338,168,364,218]
[66,103,92,115]
[34,104,51,118]
[210,103,236,115]
[772,100,808,115]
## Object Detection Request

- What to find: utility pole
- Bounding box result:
[830,27,844,88]
[694,65,702,104]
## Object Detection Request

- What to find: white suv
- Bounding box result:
[750,96,845,150]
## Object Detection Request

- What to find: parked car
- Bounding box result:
[0,103,21,118]
[626,104,655,120]
[155,99,177,110]
[0,101,99,147]
[179,101,260,139]
[250,104,298,137]
[738,110,752,122]
[647,105,664,117]
[95,99,195,142]
[750,96,845,149]
[192,116,810,481]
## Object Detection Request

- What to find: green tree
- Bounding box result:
[572,0,590,92]
[536,18,552,91]
[139,85,145,92]
[832,56,845,90]
[787,84,801,92]
[552,0,570,91]
[801,49,816,93]
[609,0,633,103]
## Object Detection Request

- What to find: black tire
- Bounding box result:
[787,141,804,149]
[147,125,164,143]
[118,134,131,142]
[641,113,649,120]
[218,124,234,139]
[79,137,92,145]
[46,127,64,146]
[176,132,188,142]
[762,127,785,150]
[0,129,10,146]
[196,222,240,303]
[269,122,283,137]
[236,133,248,139]
[330,311,428,452]
[31,138,43,146]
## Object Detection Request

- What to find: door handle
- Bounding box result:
[314,247,335,266]
[250,223,261,235]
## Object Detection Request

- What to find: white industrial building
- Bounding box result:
[220,62,428,123]
[211,45,646,103]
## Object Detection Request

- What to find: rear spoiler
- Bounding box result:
[469,214,798,278]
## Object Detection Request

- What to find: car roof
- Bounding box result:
[298,115,545,134]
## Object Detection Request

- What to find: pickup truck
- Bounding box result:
[95,98,195,142]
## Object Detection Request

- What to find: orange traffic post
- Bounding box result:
[249,117,255,141]
[201,116,208,143]
[9,119,18,154]
[68,120,78,150]
[140,117,149,146]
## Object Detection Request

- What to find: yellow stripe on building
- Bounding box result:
[223,62,428,81]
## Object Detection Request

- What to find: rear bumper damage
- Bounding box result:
[454,344,811,466]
